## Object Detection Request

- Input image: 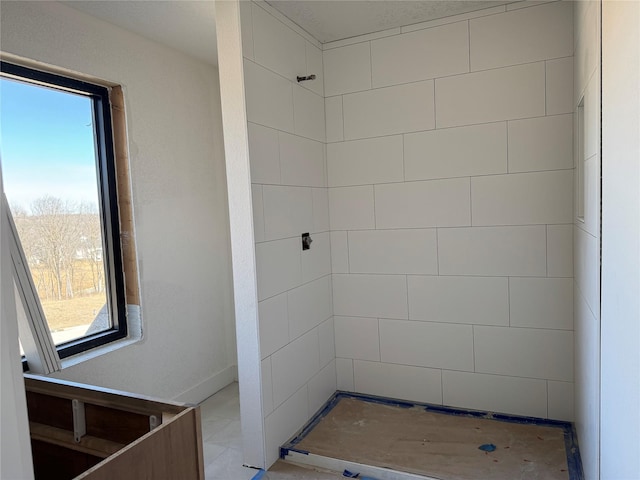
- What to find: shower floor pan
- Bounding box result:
[280,392,583,480]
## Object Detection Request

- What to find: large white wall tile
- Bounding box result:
[323,42,372,96]
[509,277,573,330]
[301,232,331,283]
[271,330,319,407]
[252,2,306,80]
[329,186,375,230]
[305,42,324,97]
[244,59,294,132]
[264,386,308,466]
[404,122,507,181]
[584,76,599,160]
[574,283,600,480]
[239,0,254,60]
[574,0,598,101]
[256,238,301,300]
[259,293,289,359]
[327,136,403,187]
[348,229,438,275]
[334,316,380,362]
[354,360,442,405]
[318,317,335,368]
[546,57,574,115]
[408,276,509,326]
[343,80,435,140]
[438,226,547,276]
[248,122,280,184]
[371,21,469,87]
[263,185,313,240]
[436,62,545,128]
[379,319,474,371]
[375,178,471,229]
[474,326,573,381]
[548,380,574,421]
[442,371,547,418]
[325,96,344,143]
[308,361,337,415]
[574,226,600,316]
[279,132,325,187]
[252,184,265,243]
[293,86,326,142]
[583,154,600,236]
[288,276,333,341]
[332,274,408,319]
[508,115,573,173]
[471,170,573,226]
[262,357,273,416]
[312,188,330,233]
[330,231,349,273]
[336,358,355,391]
[470,1,573,71]
[547,224,573,277]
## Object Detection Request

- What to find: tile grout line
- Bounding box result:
[265,110,574,145]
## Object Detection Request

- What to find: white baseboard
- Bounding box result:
[173,364,238,404]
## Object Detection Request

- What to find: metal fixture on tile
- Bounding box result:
[297,74,316,82]
[302,232,312,250]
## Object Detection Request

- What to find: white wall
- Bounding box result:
[573,1,601,479]
[325,1,575,421]
[0,1,236,403]
[239,1,336,467]
[600,2,640,479]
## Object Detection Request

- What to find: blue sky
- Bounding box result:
[0,77,100,212]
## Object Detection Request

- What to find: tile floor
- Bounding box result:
[199,382,342,480]
[199,382,257,480]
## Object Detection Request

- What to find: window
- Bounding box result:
[1,61,134,365]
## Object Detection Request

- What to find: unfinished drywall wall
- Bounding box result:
[600,2,640,478]
[326,1,575,421]
[239,1,336,467]
[0,1,236,403]
[573,1,601,479]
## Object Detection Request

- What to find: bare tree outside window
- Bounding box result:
[1,70,112,347]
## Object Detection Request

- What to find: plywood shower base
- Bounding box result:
[280,393,582,480]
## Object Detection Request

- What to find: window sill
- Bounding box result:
[60,305,143,370]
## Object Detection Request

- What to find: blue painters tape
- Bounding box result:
[342,470,379,480]
[279,446,309,459]
[251,469,267,480]
[479,443,497,452]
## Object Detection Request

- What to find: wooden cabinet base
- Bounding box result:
[24,375,205,480]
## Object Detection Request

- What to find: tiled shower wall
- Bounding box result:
[573,1,601,479]
[240,1,336,466]
[325,1,576,420]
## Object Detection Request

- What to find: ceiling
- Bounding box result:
[64,0,517,66]
[267,1,512,44]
